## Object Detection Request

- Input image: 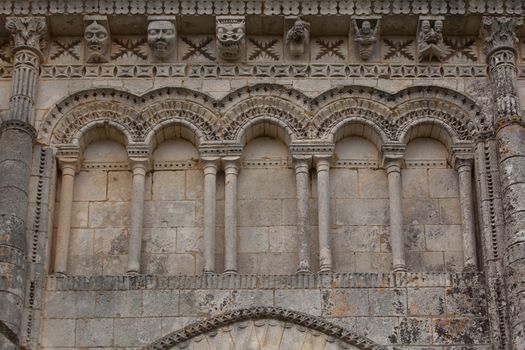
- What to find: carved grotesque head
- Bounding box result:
[420,19,442,45]
[147,20,176,59]
[286,18,310,57]
[85,21,110,63]
[361,20,372,35]
[216,17,245,60]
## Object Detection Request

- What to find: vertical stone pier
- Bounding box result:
[483,16,525,350]
[0,17,46,349]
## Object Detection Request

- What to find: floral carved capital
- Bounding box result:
[482,16,523,56]
[5,17,47,57]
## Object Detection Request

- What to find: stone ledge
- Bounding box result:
[46,272,484,291]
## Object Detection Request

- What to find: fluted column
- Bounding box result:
[483,16,525,350]
[294,156,311,273]
[315,155,332,272]
[0,17,46,346]
[383,147,407,272]
[223,157,240,274]
[53,156,79,275]
[127,158,149,275]
[454,157,477,269]
[202,157,219,274]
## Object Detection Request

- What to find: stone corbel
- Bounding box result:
[351,16,381,61]
[284,16,310,62]
[417,16,445,62]
[84,15,111,63]
[147,15,177,62]
[216,16,245,61]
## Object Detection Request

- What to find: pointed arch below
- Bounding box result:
[143,307,385,350]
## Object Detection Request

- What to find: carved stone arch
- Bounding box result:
[140,99,220,144]
[143,307,385,350]
[390,85,485,141]
[391,97,478,144]
[37,88,143,146]
[219,83,312,111]
[311,97,392,144]
[221,95,310,142]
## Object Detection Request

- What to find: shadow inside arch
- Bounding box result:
[142,306,385,350]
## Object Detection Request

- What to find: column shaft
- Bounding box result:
[316,157,332,272]
[386,162,407,272]
[457,162,477,268]
[223,158,239,273]
[53,165,76,275]
[295,158,311,272]
[203,159,219,273]
[127,162,147,274]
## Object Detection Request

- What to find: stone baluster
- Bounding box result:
[223,157,240,274]
[0,17,46,345]
[53,154,79,275]
[382,145,407,272]
[314,155,333,272]
[127,156,150,275]
[482,16,525,349]
[202,157,220,273]
[453,154,477,269]
[294,156,311,273]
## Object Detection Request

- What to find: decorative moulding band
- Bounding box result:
[0,1,522,16]
[45,272,485,291]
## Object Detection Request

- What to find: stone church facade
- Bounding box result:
[0,1,524,349]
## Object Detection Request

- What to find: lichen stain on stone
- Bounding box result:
[398,318,422,344]
[109,229,128,255]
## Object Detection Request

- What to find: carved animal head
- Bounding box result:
[216,17,245,60]
[147,20,176,59]
[84,21,110,63]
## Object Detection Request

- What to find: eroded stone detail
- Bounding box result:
[147,17,177,60]
[285,17,310,59]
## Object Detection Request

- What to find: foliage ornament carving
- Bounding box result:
[216,16,245,61]
[482,16,523,55]
[142,306,385,350]
[84,16,111,63]
[285,17,310,59]
[417,17,445,62]
[352,17,380,60]
[5,17,46,56]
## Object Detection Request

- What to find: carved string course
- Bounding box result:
[38,83,483,151]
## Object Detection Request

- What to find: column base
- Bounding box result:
[296,268,312,274]
[393,265,407,273]
[223,270,238,276]
[319,266,333,273]
[126,270,140,276]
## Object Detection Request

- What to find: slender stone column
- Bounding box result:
[127,158,149,274]
[483,16,525,350]
[0,17,46,347]
[53,156,79,275]
[315,155,332,272]
[454,157,477,269]
[202,157,219,273]
[383,147,407,272]
[294,156,311,273]
[223,157,240,274]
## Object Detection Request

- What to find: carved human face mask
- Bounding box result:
[148,20,176,59]
[85,21,110,63]
[216,18,245,60]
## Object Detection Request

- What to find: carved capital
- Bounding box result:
[382,143,405,170]
[482,16,523,57]
[221,156,240,174]
[5,17,47,58]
